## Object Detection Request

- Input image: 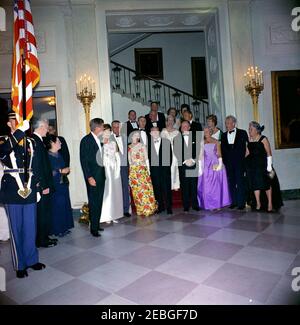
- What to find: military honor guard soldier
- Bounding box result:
[0,111,45,278]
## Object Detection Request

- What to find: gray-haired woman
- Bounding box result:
[246,121,283,212]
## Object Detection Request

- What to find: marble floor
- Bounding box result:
[0,200,300,305]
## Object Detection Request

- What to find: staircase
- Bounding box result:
[110,60,209,124]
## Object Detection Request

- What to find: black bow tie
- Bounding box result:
[139,129,145,131]
[229,130,235,134]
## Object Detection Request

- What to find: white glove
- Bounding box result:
[215,157,223,171]
[18,120,30,132]
[198,161,203,176]
[267,156,273,172]
[184,159,195,167]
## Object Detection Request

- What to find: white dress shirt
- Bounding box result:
[91,131,102,153]
[140,129,148,146]
[227,128,236,144]
[114,134,123,155]
[154,137,161,155]
[130,121,138,129]
[183,133,189,147]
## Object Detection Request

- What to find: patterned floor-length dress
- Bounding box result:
[128,142,157,216]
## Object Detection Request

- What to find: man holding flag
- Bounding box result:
[0,0,45,278]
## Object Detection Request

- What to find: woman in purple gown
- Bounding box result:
[197,127,231,210]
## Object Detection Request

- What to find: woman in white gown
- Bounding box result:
[161,115,180,190]
[100,125,123,224]
[0,164,10,241]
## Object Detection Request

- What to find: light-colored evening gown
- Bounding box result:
[100,141,124,223]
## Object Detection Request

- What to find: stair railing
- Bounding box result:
[110,60,209,124]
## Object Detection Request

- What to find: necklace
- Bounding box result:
[252,135,261,142]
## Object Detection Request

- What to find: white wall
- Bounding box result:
[250,0,300,190]
[227,0,300,190]
[112,93,150,122]
[112,32,206,95]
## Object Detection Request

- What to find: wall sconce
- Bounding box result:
[112,66,122,89]
[76,74,96,134]
[152,83,162,104]
[172,91,182,111]
[133,75,141,98]
[244,66,264,122]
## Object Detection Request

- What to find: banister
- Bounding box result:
[110,60,208,105]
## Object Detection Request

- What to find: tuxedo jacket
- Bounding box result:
[148,137,172,173]
[145,112,166,132]
[126,120,139,138]
[80,133,105,184]
[139,129,150,148]
[189,121,203,132]
[32,133,54,193]
[112,133,128,167]
[173,131,202,171]
[221,128,248,168]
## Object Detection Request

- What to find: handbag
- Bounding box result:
[267,168,275,179]
[60,174,69,185]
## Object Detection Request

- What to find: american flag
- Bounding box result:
[11,0,40,126]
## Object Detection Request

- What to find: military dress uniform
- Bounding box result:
[0,117,45,278]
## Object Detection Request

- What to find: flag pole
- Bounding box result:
[21,52,29,186]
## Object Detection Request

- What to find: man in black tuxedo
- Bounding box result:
[221,115,248,210]
[48,125,70,168]
[125,110,139,138]
[138,116,150,148]
[183,110,202,132]
[173,121,201,212]
[32,119,56,248]
[80,118,106,237]
[145,101,166,132]
[148,127,173,214]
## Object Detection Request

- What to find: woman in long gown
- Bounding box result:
[128,131,157,217]
[100,125,123,224]
[161,115,180,190]
[206,114,222,141]
[197,127,231,210]
[246,121,283,212]
[45,135,74,237]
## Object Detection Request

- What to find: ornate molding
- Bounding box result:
[207,25,216,48]
[144,16,174,27]
[115,16,136,28]
[209,55,217,74]
[181,15,201,26]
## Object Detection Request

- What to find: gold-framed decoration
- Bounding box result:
[272,70,300,149]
